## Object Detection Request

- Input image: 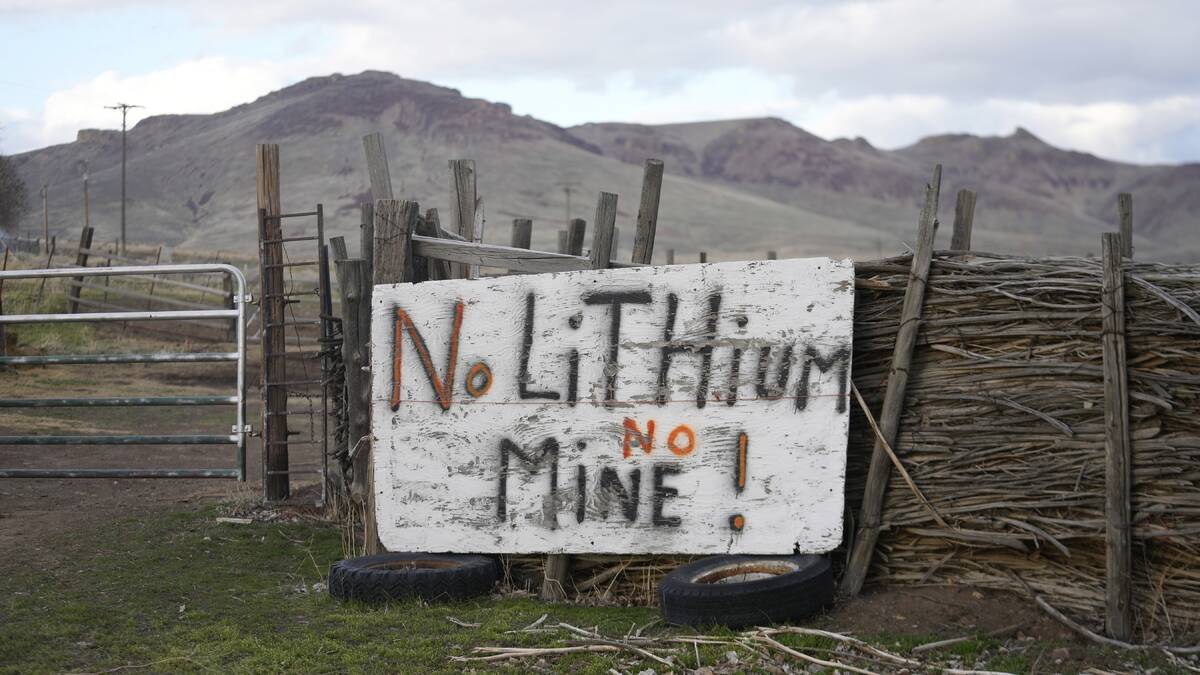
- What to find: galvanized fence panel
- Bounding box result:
[0,263,249,480]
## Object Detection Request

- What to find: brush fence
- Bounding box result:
[845,252,1199,641]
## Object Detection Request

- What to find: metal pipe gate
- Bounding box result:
[0,263,249,479]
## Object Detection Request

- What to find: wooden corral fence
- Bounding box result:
[262,135,1196,645]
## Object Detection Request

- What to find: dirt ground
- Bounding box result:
[0,360,325,568]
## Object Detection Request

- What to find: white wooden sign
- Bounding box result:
[370,258,854,554]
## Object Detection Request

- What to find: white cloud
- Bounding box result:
[31,58,285,148]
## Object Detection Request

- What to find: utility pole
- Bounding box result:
[106,102,142,254]
[557,178,581,224]
[82,161,90,231]
[41,184,48,252]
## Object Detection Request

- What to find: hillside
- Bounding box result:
[11,71,1198,262]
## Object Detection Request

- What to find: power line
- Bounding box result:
[105,102,142,254]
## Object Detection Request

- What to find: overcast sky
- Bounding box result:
[1,0,1197,163]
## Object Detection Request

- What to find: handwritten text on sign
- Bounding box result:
[370,259,854,554]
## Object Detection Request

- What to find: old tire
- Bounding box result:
[328,553,498,604]
[658,554,833,627]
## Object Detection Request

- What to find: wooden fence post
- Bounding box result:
[67,225,94,313]
[334,257,370,541]
[511,219,533,250]
[256,143,290,501]
[363,133,395,202]
[360,203,375,283]
[699,252,707,263]
[767,250,777,260]
[1101,232,1133,641]
[567,218,587,257]
[841,164,943,596]
[557,230,569,254]
[449,160,477,279]
[951,189,976,252]
[1117,193,1133,259]
[543,192,619,601]
[631,159,664,265]
[364,199,419,555]
[666,249,675,265]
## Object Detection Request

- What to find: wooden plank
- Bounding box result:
[841,164,943,596]
[415,208,452,282]
[511,219,533,250]
[411,236,594,274]
[256,144,289,501]
[951,189,976,252]
[449,160,476,279]
[1117,193,1133,258]
[1101,232,1133,641]
[631,159,664,265]
[369,258,855,556]
[363,133,395,201]
[567,218,587,257]
[588,194,618,270]
[66,225,94,313]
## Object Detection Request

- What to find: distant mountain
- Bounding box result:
[10,71,1197,262]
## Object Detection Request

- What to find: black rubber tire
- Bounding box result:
[658,554,833,627]
[328,553,498,604]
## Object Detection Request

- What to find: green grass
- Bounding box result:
[0,507,660,674]
[0,505,1183,674]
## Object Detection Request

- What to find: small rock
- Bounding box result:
[694,668,714,675]
[311,582,327,592]
[1050,647,1071,661]
[725,650,739,665]
[636,669,656,675]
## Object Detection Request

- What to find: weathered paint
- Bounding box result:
[370,258,854,554]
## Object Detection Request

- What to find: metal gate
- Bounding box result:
[0,263,249,479]
[256,206,333,501]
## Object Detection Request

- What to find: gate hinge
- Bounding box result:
[233,424,254,434]
[234,293,253,304]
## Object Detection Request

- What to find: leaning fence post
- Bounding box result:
[363,132,395,202]
[842,164,943,596]
[951,189,976,252]
[67,225,94,313]
[631,159,664,265]
[1117,193,1133,259]
[1100,232,1133,641]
